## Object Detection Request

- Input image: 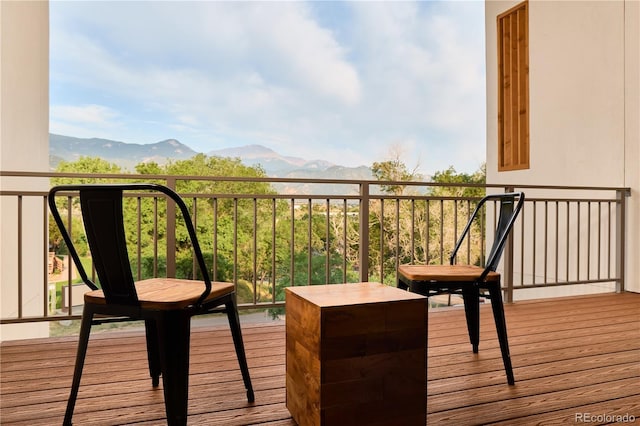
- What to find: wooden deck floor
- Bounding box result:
[2,292,639,425]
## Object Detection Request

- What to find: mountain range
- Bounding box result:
[49,134,375,193]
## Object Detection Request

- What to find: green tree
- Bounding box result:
[427,164,486,265]
[430,164,486,198]
[53,156,122,184]
[371,159,417,196]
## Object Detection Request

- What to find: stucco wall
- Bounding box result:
[485,0,639,294]
[0,1,50,340]
[624,0,640,296]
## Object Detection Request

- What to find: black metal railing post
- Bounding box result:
[615,188,630,293]
[165,177,177,278]
[503,186,515,303]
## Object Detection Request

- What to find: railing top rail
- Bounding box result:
[0,170,631,193]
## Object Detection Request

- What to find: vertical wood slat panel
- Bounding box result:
[511,11,519,166]
[502,14,512,168]
[519,6,529,167]
[497,17,505,168]
[497,1,529,171]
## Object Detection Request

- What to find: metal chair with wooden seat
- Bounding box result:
[49,183,254,425]
[397,192,525,385]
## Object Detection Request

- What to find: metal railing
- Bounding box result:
[0,171,630,324]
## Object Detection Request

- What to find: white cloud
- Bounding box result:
[49,0,486,173]
[50,104,119,126]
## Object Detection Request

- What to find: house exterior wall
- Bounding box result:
[486,0,639,294]
[0,1,50,340]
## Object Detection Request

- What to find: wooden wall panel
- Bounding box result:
[498,1,529,171]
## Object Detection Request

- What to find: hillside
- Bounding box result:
[50,134,197,170]
[49,134,375,194]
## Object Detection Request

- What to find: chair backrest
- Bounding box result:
[48,184,213,306]
[450,192,525,277]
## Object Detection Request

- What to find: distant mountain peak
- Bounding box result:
[49,134,370,193]
[49,134,197,170]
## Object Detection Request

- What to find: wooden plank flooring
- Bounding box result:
[1,292,639,425]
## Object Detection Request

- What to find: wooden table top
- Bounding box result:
[285,282,426,308]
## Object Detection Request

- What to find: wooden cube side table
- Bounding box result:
[285,283,427,426]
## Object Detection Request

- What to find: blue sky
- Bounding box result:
[50,1,486,174]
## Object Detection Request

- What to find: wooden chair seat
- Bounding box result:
[84,279,235,310]
[398,264,500,283]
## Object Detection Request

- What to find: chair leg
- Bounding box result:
[462,287,480,353]
[226,296,255,403]
[64,307,94,426]
[488,285,515,385]
[144,319,161,387]
[157,311,191,426]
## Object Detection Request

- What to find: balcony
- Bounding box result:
[0,171,637,424]
[1,291,639,424]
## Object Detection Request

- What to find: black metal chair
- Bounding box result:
[49,184,254,425]
[397,192,525,385]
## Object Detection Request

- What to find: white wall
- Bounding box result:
[485,0,639,294]
[624,0,640,296]
[0,1,50,340]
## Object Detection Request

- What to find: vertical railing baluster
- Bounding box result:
[520,199,525,287]
[379,199,385,283]
[212,198,218,281]
[566,201,570,283]
[343,199,347,283]
[453,199,458,261]
[66,196,73,313]
[395,198,400,286]
[233,198,238,286]
[271,198,276,303]
[532,200,536,286]
[597,201,601,280]
[290,199,295,286]
[192,197,198,280]
[425,199,430,264]
[410,199,415,263]
[153,196,158,278]
[466,200,471,264]
[359,183,370,282]
[587,201,591,280]
[307,199,312,285]
[577,201,581,282]
[137,196,142,280]
[17,195,23,318]
[555,201,559,282]
[43,196,49,316]
[608,201,612,279]
[253,198,258,303]
[325,199,330,284]
[544,200,548,284]
[480,200,485,265]
[439,200,444,264]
